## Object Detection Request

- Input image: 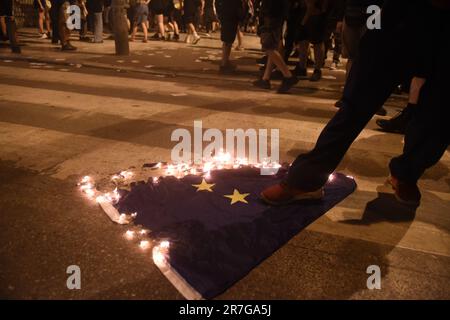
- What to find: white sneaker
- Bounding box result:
[39,33,48,39]
[192,35,201,45]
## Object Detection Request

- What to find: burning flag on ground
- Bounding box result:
[84,164,356,299]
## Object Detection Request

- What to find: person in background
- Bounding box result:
[130,0,150,42]
[215,0,245,73]
[59,0,77,51]
[87,0,104,43]
[34,0,52,39]
[49,0,60,44]
[253,0,299,94]
[77,0,89,41]
[165,0,181,41]
[183,0,202,44]
[203,0,218,34]
[284,0,303,63]
[0,0,21,53]
[324,0,345,70]
[295,0,329,82]
[150,0,167,40]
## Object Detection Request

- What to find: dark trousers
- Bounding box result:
[50,1,60,42]
[287,1,449,190]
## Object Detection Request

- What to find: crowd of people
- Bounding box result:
[1,0,448,207]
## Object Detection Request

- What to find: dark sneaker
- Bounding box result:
[293,66,307,77]
[376,106,414,134]
[261,182,324,206]
[256,55,268,65]
[334,99,344,109]
[387,175,421,207]
[173,33,180,41]
[219,63,237,74]
[375,107,387,116]
[151,33,163,40]
[270,70,284,80]
[309,68,322,82]
[252,78,271,90]
[277,76,299,94]
[192,35,201,44]
[61,43,77,51]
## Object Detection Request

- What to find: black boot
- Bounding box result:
[376,104,415,134]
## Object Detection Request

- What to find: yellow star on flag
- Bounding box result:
[224,189,250,205]
[192,179,215,192]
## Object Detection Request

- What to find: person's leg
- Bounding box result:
[50,3,60,43]
[262,56,274,81]
[38,10,45,34]
[236,27,244,50]
[285,29,407,191]
[79,18,87,39]
[130,25,137,40]
[188,22,198,37]
[376,77,426,133]
[0,17,7,37]
[156,14,165,37]
[389,79,448,185]
[221,42,232,66]
[219,16,238,69]
[267,49,292,78]
[333,31,342,64]
[44,9,51,34]
[296,40,309,76]
[6,16,21,53]
[94,12,103,42]
[310,42,324,81]
[141,22,148,41]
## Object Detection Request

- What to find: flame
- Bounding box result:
[125,230,135,240]
[139,240,150,250]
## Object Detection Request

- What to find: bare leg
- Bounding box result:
[38,11,45,33]
[298,40,309,69]
[267,49,292,78]
[156,14,164,37]
[131,26,138,40]
[1,17,7,36]
[221,42,232,67]
[236,28,244,49]
[313,42,325,69]
[188,23,198,37]
[141,22,148,41]
[45,12,51,33]
[262,56,274,81]
[409,77,426,104]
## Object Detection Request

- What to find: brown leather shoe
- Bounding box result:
[261,182,324,206]
[387,175,421,207]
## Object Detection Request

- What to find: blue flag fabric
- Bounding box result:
[114,167,356,299]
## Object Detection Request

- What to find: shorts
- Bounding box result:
[220,18,238,44]
[150,0,165,15]
[134,4,149,25]
[0,0,13,17]
[183,0,199,24]
[204,7,218,23]
[260,28,282,51]
[342,19,366,59]
[296,14,327,44]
